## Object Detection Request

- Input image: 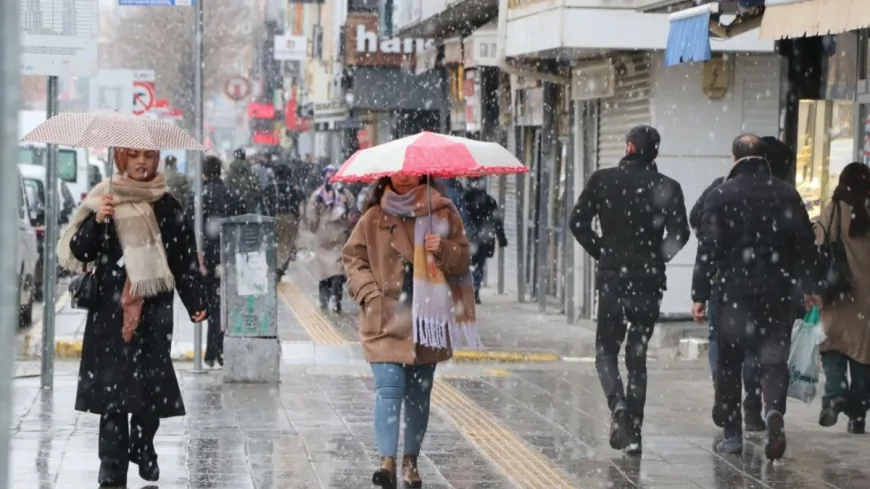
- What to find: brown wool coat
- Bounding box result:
[814,201,870,365]
[342,204,471,365]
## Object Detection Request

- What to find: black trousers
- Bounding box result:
[204,274,223,364]
[99,412,160,466]
[595,279,662,436]
[318,275,345,306]
[716,294,791,438]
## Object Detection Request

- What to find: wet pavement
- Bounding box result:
[10,255,870,488]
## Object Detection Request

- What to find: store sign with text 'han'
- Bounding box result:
[344,13,434,67]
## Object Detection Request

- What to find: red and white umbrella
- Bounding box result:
[331,131,527,183]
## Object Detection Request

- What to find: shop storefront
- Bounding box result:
[790,31,869,219]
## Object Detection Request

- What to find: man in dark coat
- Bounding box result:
[570,124,690,455]
[691,133,819,460]
[689,135,799,433]
[461,177,507,303]
[225,148,263,214]
[164,155,191,208]
[190,156,244,367]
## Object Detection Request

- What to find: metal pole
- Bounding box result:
[41,77,60,388]
[536,82,555,313]
[0,0,21,484]
[192,0,205,373]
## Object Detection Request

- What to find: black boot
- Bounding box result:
[474,289,482,304]
[765,410,787,461]
[129,414,160,482]
[98,462,127,487]
[848,417,866,434]
[609,401,632,450]
[819,397,846,427]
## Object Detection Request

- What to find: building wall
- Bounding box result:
[650,51,781,316]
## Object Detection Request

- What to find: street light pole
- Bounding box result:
[41,76,60,389]
[192,0,205,373]
[0,0,22,484]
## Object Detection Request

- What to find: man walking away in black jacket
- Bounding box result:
[691,133,820,460]
[570,124,690,455]
[191,156,244,367]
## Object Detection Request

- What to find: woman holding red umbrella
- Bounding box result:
[337,131,526,489]
[343,173,476,489]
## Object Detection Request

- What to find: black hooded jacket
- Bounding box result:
[690,157,819,303]
[570,154,690,287]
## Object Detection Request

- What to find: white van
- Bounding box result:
[18,143,91,204]
[16,168,39,331]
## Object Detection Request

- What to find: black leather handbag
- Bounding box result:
[69,264,99,310]
[818,202,852,304]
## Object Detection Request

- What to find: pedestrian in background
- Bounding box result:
[307,165,356,311]
[56,147,207,487]
[272,156,306,279]
[191,155,244,368]
[691,133,819,460]
[225,148,262,214]
[813,162,870,435]
[460,177,507,303]
[570,124,689,455]
[163,155,191,209]
[343,174,476,489]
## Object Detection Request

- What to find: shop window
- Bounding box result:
[796,100,856,220]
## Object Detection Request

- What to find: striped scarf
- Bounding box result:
[381,185,480,349]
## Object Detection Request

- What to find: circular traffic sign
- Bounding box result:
[224,76,251,101]
[132,81,155,115]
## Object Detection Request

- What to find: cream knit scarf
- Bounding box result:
[58,174,175,297]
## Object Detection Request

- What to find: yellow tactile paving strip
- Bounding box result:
[279,279,577,489]
[277,281,347,344]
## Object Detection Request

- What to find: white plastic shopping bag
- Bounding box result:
[787,307,823,404]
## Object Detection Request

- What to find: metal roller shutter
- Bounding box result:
[597,54,653,169]
[591,53,652,319]
[502,126,519,294]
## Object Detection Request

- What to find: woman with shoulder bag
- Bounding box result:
[57,147,208,487]
[813,162,870,434]
[342,174,478,489]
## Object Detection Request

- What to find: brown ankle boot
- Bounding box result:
[402,455,422,488]
[372,456,397,489]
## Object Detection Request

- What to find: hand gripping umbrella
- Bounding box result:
[330,131,528,276]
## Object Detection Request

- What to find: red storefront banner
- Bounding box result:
[248,102,276,119]
[252,131,279,146]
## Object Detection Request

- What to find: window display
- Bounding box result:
[796,100,856,219]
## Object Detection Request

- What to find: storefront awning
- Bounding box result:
[760,0,870,40]
[664,4,714,66]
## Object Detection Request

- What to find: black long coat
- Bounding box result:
[69,194,206,418]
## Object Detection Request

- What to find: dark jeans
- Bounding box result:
[204,274,223,364]
[595,279,662,436]
[716,295,791,438]
[707,297,762,414]
[821,351,870,419]
[99,412,160,466]
[471,250,487,291]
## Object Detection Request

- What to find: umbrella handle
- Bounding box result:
[426,178,436,278]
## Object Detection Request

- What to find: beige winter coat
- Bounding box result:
[342,203,470,365]
[306,187,356,280]
[814,201,870,365]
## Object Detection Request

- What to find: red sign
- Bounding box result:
[357,129,371,149]
[224,76,251,101]
[252,131,279,146]
[133,81,155,115]
[154,98,169,109]
[284,86,310,132]
[248,102,276,119]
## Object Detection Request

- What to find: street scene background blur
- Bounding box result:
[8,0,870,488]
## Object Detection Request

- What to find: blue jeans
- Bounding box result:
[371,363,436,457]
